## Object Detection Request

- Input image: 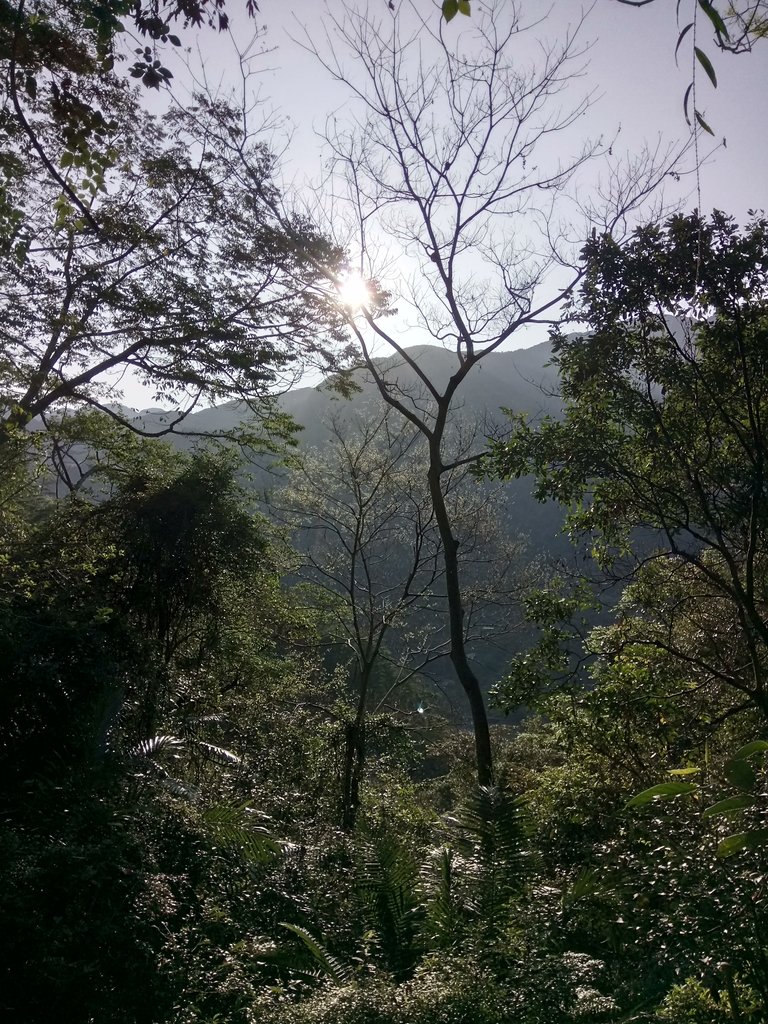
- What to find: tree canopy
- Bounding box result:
[488,210,768,716]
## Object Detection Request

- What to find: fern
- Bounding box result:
[422,846,463,949]
[279,922,354,986]
[354,835,424,980]
[442,785,531,942]
[202,803,279,863]
[132,734,184,760]
[196,741,241,765]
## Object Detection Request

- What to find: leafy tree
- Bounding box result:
[0,437,342,1023]
[0,0,261,208]
[0,66,347,446]
[488,210,768,721]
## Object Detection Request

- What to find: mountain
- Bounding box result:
[164,340,568,557]
[171,340,560,446]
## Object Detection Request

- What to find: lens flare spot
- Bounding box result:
[337,273,371,310]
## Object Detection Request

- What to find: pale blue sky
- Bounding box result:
[191,0,767,216]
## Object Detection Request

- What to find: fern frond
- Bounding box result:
[354,835,424,979]
[422,846,463,949]
[443,785,531,940]
[279,922,353,986]
[133,734,184,759]
[202,803,279,863]
[196,740,241,765]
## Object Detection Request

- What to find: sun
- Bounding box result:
[337,273,372,311]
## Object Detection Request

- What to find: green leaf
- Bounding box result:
[442,0,459,22]
[280,923,353,985]
[694,46,717,87]
[725,758,756,791]
[732,740,768,760]
[675,22,693,63]
[695,110,714,135]
[203,804,279,862]
[717,828,768,859]
[668,766,700,776]
[683,82,694,125]
[702,795,757,819]
[565,867,599,905]
[457,0,471,14]
[698,1,730,42]
[627,781,698,808]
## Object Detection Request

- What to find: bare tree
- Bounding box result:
[273,406,527,827]
[274,409,450,829]
[200,0,685,785]
[295,0,684,785]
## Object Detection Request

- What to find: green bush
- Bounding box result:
[656,980,730,1023]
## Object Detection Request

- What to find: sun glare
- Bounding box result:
[337,273,371,311]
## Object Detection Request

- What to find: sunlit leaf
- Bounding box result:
[197,741,241,765]
[203,803,279,862]
[717,828,768,859]
[627,782,698,808]
[134,734,184,758]
[280,923,353,985]
[702,795,757,819]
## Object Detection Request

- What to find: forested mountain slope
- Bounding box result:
[122,341,568,559]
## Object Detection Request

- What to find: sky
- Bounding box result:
[263,0,767,216]
[120,0,768,408]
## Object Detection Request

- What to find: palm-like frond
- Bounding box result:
[202,803,279,863]
[132,734,185,759]
[421,846,463,949]
[354,835,424,980]
[442,785,531,939]
[279,922,354,986]
[196,741,242,765]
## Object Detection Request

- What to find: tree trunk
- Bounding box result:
[340,720,367,830]
[340,665,371,831]
[428,458,494,787]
